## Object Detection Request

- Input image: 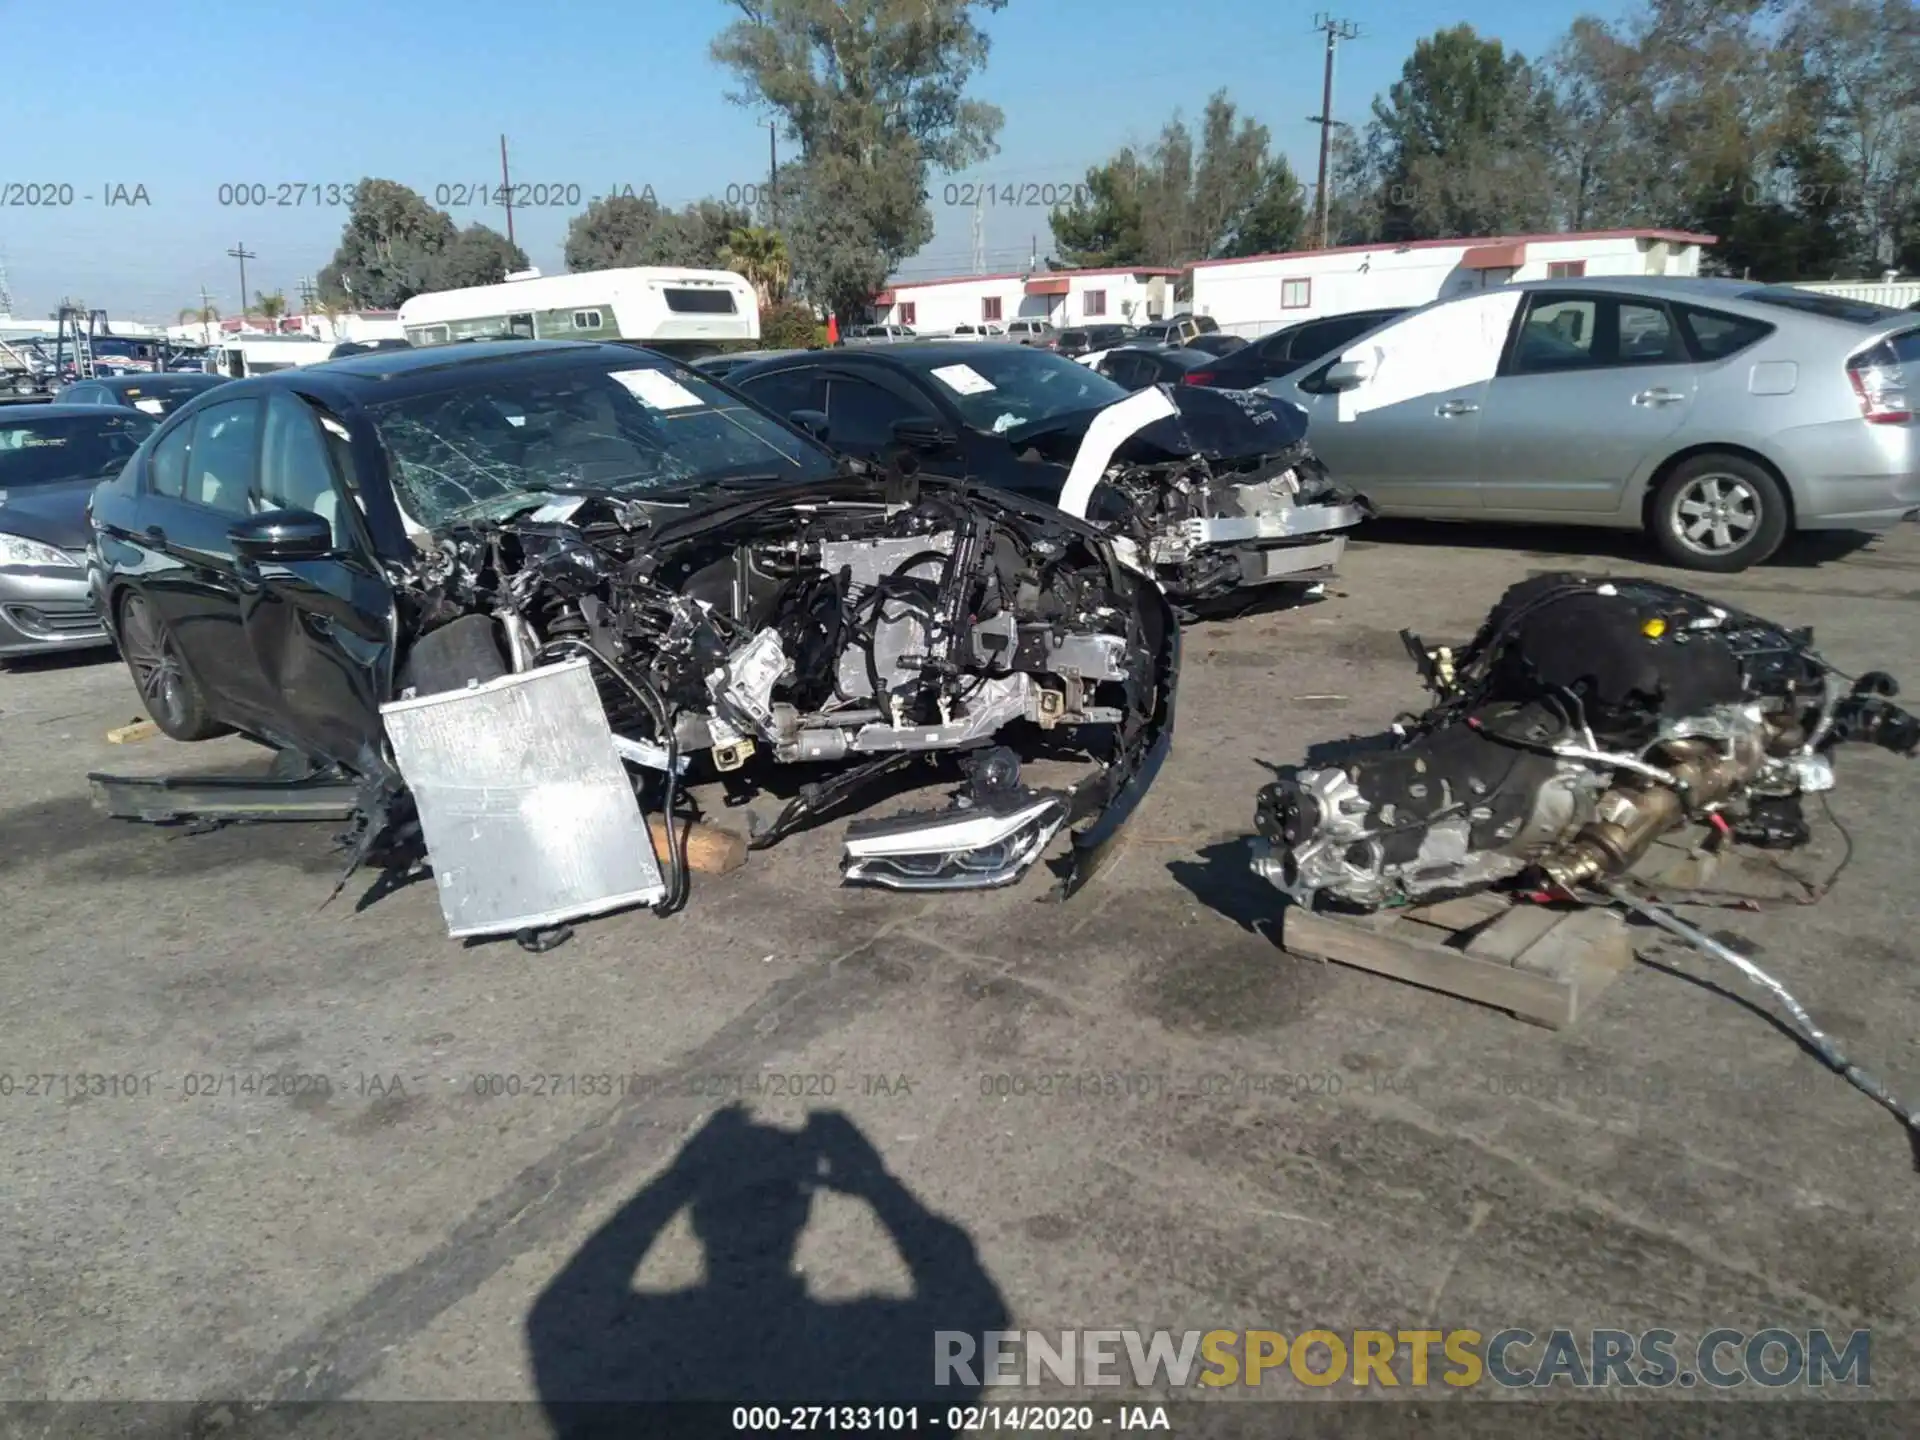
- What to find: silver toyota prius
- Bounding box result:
[1264,277,1920,571]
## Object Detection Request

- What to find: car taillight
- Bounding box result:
[1848,339,1914,423]
[1183,370,1216,385]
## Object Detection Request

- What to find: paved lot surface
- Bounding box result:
[3,519,1918,1424]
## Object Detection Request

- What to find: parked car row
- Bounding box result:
[5,276,1914,675]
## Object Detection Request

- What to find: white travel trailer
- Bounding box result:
[397,267,759,358]
[205,334,336,378]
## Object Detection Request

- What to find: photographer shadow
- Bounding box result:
[527,1104,1008,1437]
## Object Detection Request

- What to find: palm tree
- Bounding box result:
[719,226,790,308]
[178,302,220,345]
[255,290,288,329]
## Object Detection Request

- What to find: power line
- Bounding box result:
[226,242,257,319]
[1308,14,1361,250]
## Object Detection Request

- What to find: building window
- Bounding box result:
[572,309,603,329]
[1547,260,1587,279]
[1281,278,1311,309]
[1084,290,1107,317]
[982,296,1002,322]
[899,302,917,326]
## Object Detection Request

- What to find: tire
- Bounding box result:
[115,590,228,741]
[397,614,509,696]
[1647,453,1789,572]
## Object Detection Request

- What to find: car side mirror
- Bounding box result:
[1324,357,1375,391]
[789,408,830,442]
[229,508,333,561]
[891,415,956,450]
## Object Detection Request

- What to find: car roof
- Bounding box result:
[732,340,1078,387]
[0,402,138,420]
[90,372,221,389]
[696,348,801,366]
[313,338,625,379]
[735,340,1040,375]
[1477,276,1920,331]
[179,340,699,412]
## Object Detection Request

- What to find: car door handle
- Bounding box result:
[1435,400,1478,417]
[1633,388,1686,406]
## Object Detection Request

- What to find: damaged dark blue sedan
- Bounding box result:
[84,340,1178,940]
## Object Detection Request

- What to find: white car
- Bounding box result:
[950,323,1006,341]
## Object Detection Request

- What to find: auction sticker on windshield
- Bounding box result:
[930,364,995,396]
[612,368,705,410]
[133,398,164,414]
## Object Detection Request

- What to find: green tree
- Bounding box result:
[255,290,288,322]
[712,0,1008,321]
[433,223,531,289]
[565,192,680,271]
[720,225,792,305]
[564,194,748,271]
[1362,25,1559,239]
[1049,92,1306,266]
[317,179,458,309]
[1049,154,1149,266]
[758,298,821,348]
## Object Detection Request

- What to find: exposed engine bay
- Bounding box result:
[1252,573,1917,911]
[1019,385,1369,607]
[374,473,1177,932]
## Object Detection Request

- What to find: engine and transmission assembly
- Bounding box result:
[1252,573,1917,911]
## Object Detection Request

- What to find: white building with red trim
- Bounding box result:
[1189,229,1716,338]
[869,266,1182,333]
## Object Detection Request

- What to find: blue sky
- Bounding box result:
[2,0,1608,321]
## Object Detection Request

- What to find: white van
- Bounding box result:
[205,334,336,378]
[397,267,758,359]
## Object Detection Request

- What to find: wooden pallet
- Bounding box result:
[1279,892,1636,1030]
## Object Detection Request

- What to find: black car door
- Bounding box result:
[134,395,283,725]
[234,390,396,767]
[731,366,828,432]
[822,372,945,461]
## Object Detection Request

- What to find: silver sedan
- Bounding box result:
[1263,277,1920,571]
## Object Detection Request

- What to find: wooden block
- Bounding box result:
[1510,908,1637,1024]
[1282,906,1576,1029]
[648,816,748,874]
[1407,892,1513,932]
[1464,903,1566,966]
[105,720,160,745]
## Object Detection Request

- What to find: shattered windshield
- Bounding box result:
[366,357,838,527]
[895,347,1127,437]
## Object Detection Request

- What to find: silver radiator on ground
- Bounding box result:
[380,658,666,938]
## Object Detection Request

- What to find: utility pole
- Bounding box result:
[500,134,515,247]
[972,194,985,274]
[1308,14,1359,250]
[768,121,778,218]
[227,242,257,320]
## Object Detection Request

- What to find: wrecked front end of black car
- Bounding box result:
[1029,381,1368,609]
[371,471,1178,937]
